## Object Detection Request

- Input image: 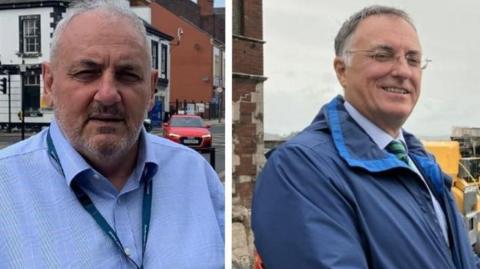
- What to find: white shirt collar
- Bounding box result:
[344,101,406,150]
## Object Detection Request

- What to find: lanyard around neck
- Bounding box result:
[47,130,152,269]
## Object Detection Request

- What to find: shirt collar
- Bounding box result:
[49,120,91,186]
[344,101,406,150]
[135,128,159,182]
[49,120,158,187]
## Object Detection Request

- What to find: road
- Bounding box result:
[0,132,29,149]
[151,120,224,180]
[0,121,226,181]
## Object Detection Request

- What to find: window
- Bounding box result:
[151,40,159,69]
[160,44,168,79]
[23,74,40,112]
[19,15,41,55]
[24,74,39,86]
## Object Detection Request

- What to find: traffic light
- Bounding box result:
[0,78,6,94]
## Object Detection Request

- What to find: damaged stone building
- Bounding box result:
[232,0,266,267]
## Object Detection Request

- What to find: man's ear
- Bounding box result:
[42,62,54,108]
[147,69,158,111]
[334,57,348,89]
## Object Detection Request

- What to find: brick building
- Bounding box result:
[233,0,266,213]
[0,0,172,130]
[232,0,266,267]
[150,0,225,116]
[154,0,224,44]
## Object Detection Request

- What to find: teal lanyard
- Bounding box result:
[47,131,152,269]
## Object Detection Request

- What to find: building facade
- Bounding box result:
[232,0,266,268]
[0,0,171,129]
[150,0,225,118]
[132,4,173,126]
[154,0,224,44]
[0,0,67,129]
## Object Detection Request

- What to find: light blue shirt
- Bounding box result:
[0,120,224,268]
[344,101,449,245]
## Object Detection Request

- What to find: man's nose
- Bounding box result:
[391,56,414,79]
[94,73,121,105]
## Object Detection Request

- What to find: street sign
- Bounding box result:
[186,104,195,115]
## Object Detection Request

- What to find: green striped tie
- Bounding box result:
[386,140,409,165]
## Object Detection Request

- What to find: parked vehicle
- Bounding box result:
[163,115,212,152]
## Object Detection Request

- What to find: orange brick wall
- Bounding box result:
[150,3,214,104]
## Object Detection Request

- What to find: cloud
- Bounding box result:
[264,0,480,137]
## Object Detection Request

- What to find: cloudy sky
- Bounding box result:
[264,0,480,138]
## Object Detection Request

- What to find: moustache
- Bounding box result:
[88,103,126,121]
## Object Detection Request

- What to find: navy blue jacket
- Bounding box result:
[252,96,479,269]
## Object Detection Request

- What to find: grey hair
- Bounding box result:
[50,0,151,66]
[334,5,416,58]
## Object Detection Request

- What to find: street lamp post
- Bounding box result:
[7,70,11,133]
[215,87,223,123]
[20,61,26,140]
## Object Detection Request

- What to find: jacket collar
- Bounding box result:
[316,95,429,172]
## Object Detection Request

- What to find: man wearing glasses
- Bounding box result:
[252,5,479,268]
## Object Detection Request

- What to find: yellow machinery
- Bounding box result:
[424,139,480,253]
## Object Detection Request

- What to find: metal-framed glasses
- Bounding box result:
[346,47,431,70]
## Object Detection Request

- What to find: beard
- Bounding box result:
[55,101,145,164]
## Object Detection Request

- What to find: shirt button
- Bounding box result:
[124,247,132,257]
[93,173,101,180]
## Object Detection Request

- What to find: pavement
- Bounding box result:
[204,118,224,126]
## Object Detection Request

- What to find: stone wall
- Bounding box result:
[232,205,254,269]
[232,0,265,267]
[232,73,265,268]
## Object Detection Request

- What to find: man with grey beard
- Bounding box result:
[0,1,224,268]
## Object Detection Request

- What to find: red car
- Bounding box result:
[163,115,212,152]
